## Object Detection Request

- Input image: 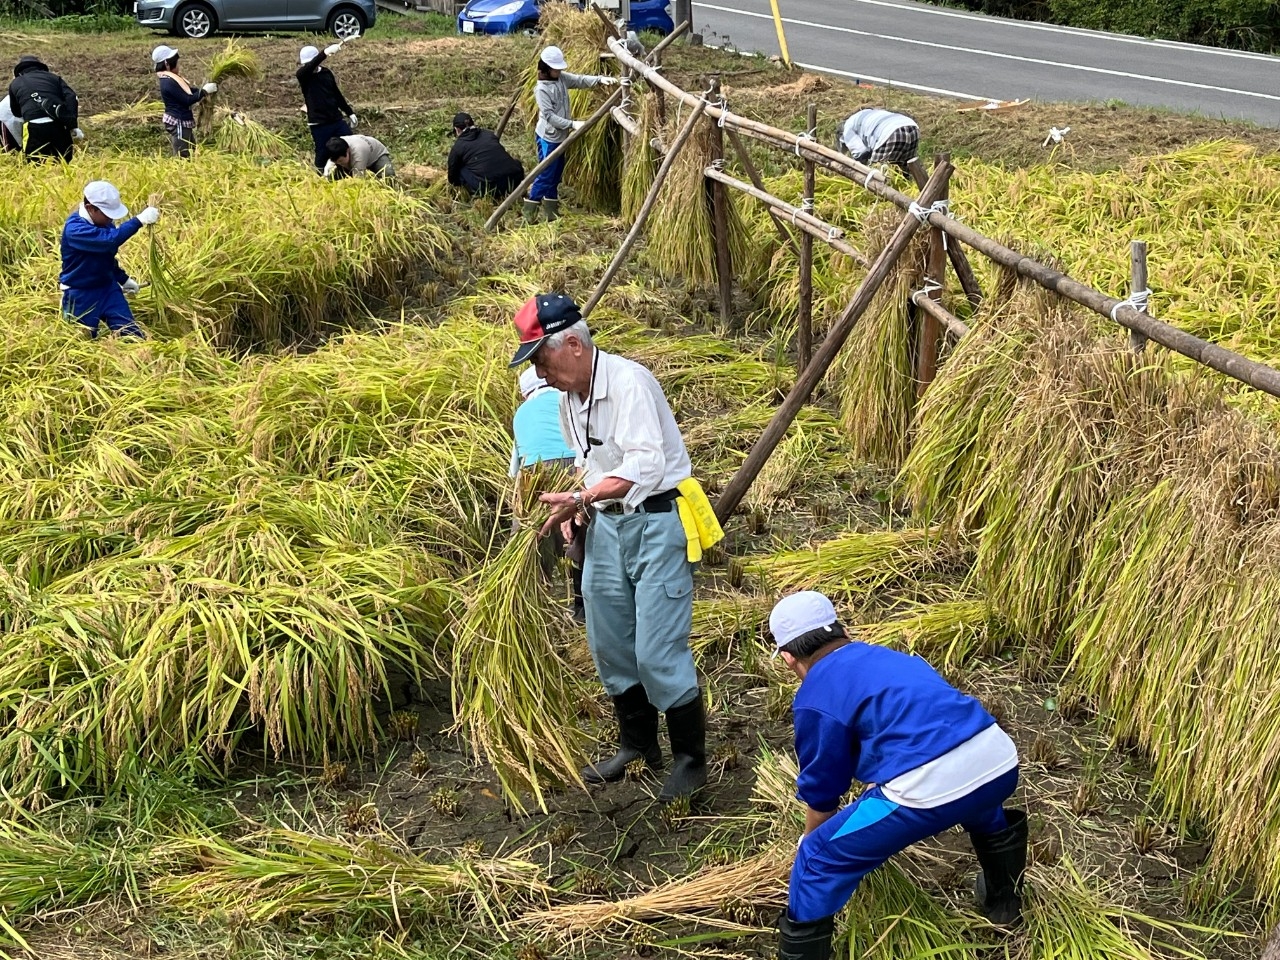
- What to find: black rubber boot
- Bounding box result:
[659,689,707,802]
[778,912,834,960]
[582,684,662,783]
[970,808,1029,925]
[570,563,585,623]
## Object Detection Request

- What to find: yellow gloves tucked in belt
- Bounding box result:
[675,477,725,563]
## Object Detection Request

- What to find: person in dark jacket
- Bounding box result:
[7,55,81,162]
[296,42,357,173]
[447,112,524,199]
[151,45,217,158]
[60,181,160,340]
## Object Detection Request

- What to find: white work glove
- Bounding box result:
[570,119,586,132]
[596,76,619,86]
[202,81,218,94]
[322,159,338,179]
[348,113,359,129]
[324,43,343,56]
[137,206,160,226]
[72,127,84,139]
[121,277,140,295]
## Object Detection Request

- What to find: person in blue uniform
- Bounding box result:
[60,181,159,340]
[768,590,1027,960]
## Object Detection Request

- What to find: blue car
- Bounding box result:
[458,0,672,36]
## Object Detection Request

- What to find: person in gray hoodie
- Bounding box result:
[526,44,617,224]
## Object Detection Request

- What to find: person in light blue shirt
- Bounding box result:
[511,367,582,619]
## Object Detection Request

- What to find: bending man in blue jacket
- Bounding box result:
[769,591,1027,960]
[60,181,159,340]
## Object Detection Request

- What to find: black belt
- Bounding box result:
[599,488,679,515]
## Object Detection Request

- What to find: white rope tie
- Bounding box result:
[795,126,816,157]
[1110,287,1151,322]
[913,279,943,302]
[908,202,931,223]
[828,226,839,241]
[716,97,730,128]
[800,197,814,212]
[711,157,727,171]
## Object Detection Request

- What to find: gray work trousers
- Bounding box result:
[582,507,697,712]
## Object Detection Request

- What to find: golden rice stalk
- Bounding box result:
[84,98,164,127]
[748,527,968,597]
[519,846,791,936]
[621,89,659,222]
[855,597,999,673]
[198,40,263,138]
[213,109,292,160]
[156,827,549,929]
[449,471,591,813]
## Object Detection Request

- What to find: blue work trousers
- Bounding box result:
[582,507,697,712]
[309,119,352,173]
[62,285,145,339]
[529,136,566,202]
[789,767,1019,923]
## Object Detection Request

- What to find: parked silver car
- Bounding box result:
[134,0,376,40]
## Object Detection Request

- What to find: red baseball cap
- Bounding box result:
[509,293,583,367]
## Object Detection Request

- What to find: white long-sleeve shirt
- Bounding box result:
[558,349,692,511]
[0,96,22,145]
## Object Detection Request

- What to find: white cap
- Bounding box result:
[300,45,320,66]
[83,181,128,220]
[769,591,839,653]
[540,45,568,71]
[518,367,547,398]
[151,44,179,64]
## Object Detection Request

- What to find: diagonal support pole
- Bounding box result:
[714,160,953,523]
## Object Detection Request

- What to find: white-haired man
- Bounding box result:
[509,292,707,802]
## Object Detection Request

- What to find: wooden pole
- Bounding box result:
[797,102,817,371]
[915,152,951,398]
[726,128,797,255]
[1129,240,1149,352]
[582,100,707,318]
[714,161,953,522]
[707,78,734,330]
[911,289,969,339]
[494,89,520,141]
[647,19,690,59]
[703,167,843,237]
[484,86,625,231]
[908,158,982,309]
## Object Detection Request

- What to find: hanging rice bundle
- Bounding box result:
[834,204,930,468]
[621,88,660,222]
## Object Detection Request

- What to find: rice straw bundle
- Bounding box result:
[621,89,660,222]
[197,40,262,138]
[749,528,967,597]
[214,110,292,160]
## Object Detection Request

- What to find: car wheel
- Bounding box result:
[175,1,216,38]
[515,19,539,36]
[329,7,366,40]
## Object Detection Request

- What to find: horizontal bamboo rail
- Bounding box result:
[704,167,845,238]
[606,36,1280,401]
[912,289,969,339]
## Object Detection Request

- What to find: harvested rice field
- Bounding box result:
[0,10,1278,960]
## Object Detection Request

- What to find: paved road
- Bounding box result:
[690,0,1280,126]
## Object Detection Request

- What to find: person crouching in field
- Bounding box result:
[61,181,159,340]
[768,590,1027,960]
[151,45,218,158]
[835,107,919,177]
[448,111,524,200]
[323,134,395,180]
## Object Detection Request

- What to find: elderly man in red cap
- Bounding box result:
[508,292,709,802]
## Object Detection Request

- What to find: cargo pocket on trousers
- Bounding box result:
[664,579,692,601]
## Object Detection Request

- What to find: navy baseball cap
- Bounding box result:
[509,293,583,367]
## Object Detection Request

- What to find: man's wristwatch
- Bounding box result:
[571,491,584,508]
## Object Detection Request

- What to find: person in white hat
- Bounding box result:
[525,44,618,224]
[767,590,1025,960]
[297,41,358,173]
[510,366,583,619]
[59,181,160,340]
[152,45,218,158]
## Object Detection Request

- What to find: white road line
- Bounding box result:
[793,60,991,101]
[694,3,1280,103]
[802,0,1280,63]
